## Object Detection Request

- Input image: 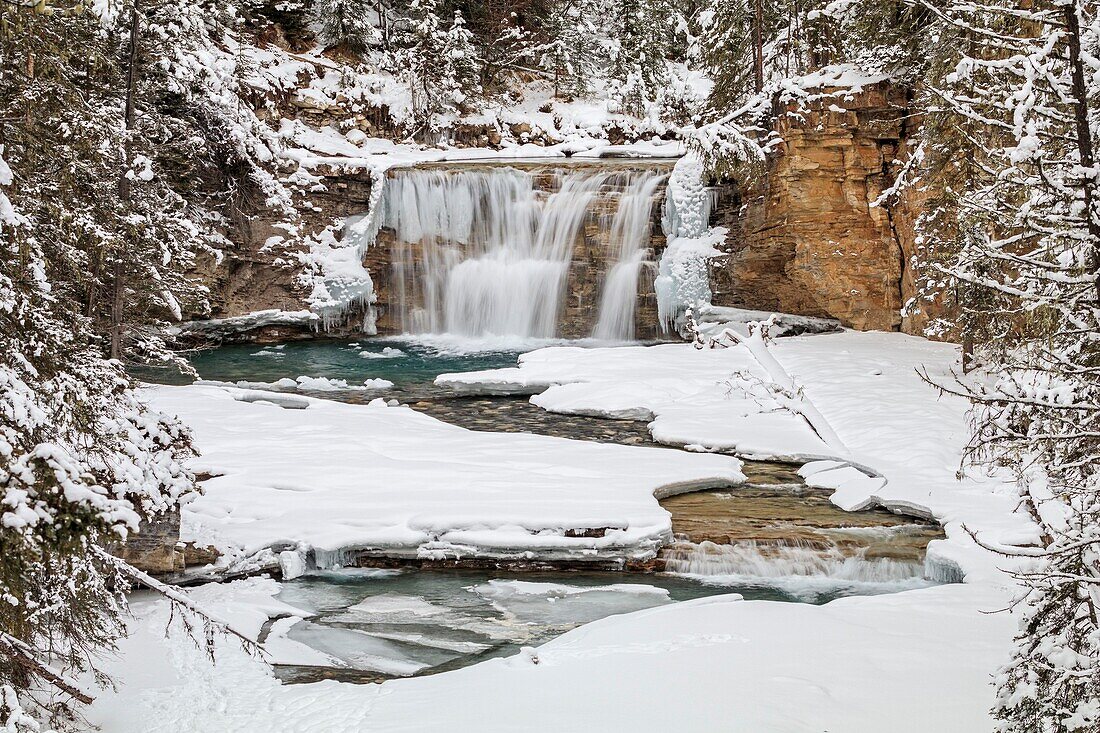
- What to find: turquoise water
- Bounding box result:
[175,337,527,389]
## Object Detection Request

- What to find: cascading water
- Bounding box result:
[591,172,669,341]
[662,539,926,583]
[377,164,670,340]
[660,538,935,602]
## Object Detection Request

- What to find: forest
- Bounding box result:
[1,0,1098,730]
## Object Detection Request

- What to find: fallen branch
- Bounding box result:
[92,546,267,660]
[710,320,849,454]
[0,633,94,705]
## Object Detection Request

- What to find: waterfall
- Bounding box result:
[378,164,669,340]
[662,540,927,584]
[591,172,669,341]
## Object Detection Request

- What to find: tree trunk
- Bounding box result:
[1063,0,1100,301]
[111,0,141,360]
[752,0,764,93]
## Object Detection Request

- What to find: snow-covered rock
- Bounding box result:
[145,384,745,566]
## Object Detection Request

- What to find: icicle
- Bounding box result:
[655,153,723,334]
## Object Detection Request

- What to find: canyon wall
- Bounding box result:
[709,83,918,333]
[185,82,927,342]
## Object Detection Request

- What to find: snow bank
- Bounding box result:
[171,310,318,341]
[90,579,1014,733]
[439,331,1037,585]
[197,376,394,392]
[145,384,745,565]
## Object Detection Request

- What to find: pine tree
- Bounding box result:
[607,0,673,116]
[0,0,286,724]
[314,0,381,52]
[398,0,480,140]
[914,1,1100,729]
[539,0,605,99]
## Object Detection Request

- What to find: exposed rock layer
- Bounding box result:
[709,83,916,332]
[185,84,929,341]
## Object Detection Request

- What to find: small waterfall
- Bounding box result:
[592,172,669,341]
[662,540,927,584]
[379,164,669,339]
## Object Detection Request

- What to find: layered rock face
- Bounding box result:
[185,84,930,342]
[709,84,914,332]
[183,165,378,344]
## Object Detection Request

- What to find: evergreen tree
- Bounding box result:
[314,0,381,52]
[398,0,480,140]
[539,0,604,99]
[0,0,284,725]
[607,0,673,116]
[914,1,1100,729]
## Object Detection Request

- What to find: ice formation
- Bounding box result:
[655,153,724,333]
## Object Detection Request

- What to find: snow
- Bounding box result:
[144,384,745,565]
[172,310,318,340]
[439,330,1035,584]
[197,375,394,392]
[692,304,841,338]
[792,63,891,94]
[90,579,1015,733]
[86,331,1033,731]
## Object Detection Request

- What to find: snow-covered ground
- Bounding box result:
[148,384,745,568]
[439,330,1036,583]
[89,331,1029,731]
[92,580,1013,733]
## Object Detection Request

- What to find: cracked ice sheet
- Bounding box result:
[89,579,1015,733]
[144,384,745,563]
[438,331,1038,584]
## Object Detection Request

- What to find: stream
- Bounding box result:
[148,337,947,684]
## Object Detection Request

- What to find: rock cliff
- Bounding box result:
[709,83,918,333]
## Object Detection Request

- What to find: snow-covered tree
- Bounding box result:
[314,0,381,52]
[0,0,288,725]
[913,1,1100,729]
[539,0,605,99]
[607,0,673,116]
[397,0,481,140]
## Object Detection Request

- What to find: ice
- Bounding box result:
[360,630,492,655]
[359,346,406,359]
[341,593,449,621]
[655,153,723,332]
[470,580,671,626]
[263,617,346,667]
[285,621,432,676]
